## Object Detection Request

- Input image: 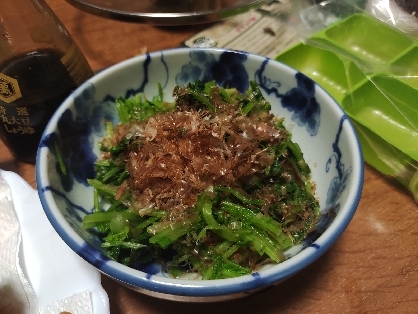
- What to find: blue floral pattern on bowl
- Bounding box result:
[176,50,249,93]
[36,48,363,301]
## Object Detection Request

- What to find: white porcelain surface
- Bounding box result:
[36,48,364,301]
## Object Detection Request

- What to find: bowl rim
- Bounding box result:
[36,47,364,298]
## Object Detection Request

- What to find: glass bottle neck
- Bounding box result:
[0,0,71,60]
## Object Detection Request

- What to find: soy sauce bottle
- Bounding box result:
[0,0,93,163]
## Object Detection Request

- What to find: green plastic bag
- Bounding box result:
[276,12,418,201]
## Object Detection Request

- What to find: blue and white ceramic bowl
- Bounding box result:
[36,48,364,302]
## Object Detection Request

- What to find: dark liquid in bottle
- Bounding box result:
[0,49,77,163]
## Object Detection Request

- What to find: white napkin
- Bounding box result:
[0,170,109,314]
[0,194,38,313]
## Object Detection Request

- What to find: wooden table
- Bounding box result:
[1,0,418,312]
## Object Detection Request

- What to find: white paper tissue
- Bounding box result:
[0,171,109,314]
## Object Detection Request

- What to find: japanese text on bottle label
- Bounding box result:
[0,105,34,135]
